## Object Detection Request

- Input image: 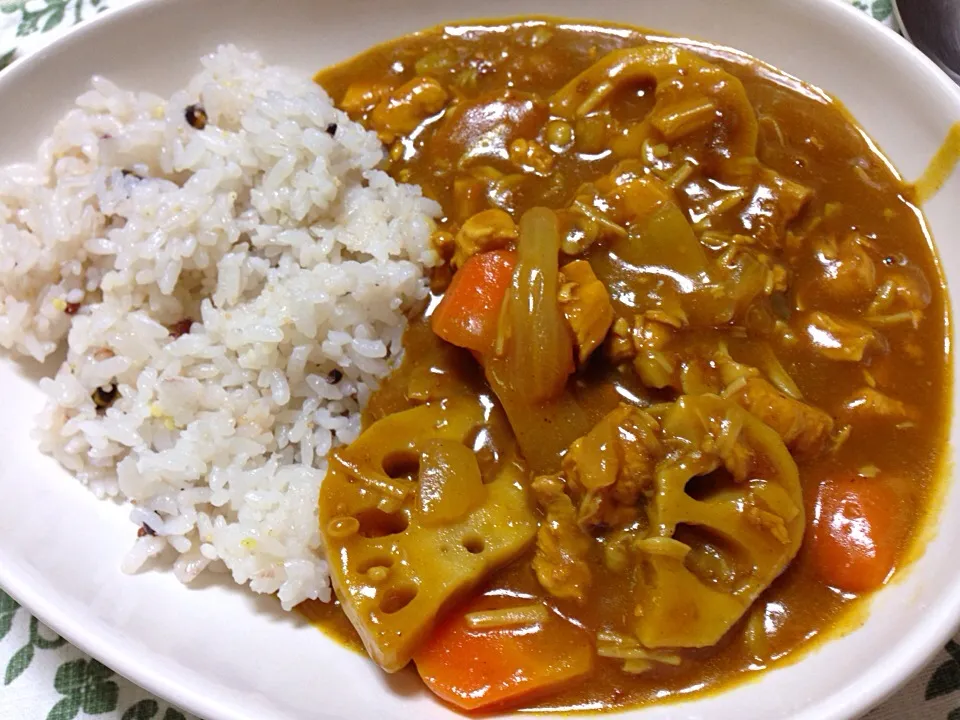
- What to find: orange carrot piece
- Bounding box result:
[414,598,592,712]
[431,250,517,355]
[811,474,904,593]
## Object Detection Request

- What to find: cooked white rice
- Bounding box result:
[0,46,439,609]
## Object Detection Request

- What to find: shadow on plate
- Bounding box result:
[137,546,309,629]
[8,342,66,384]
[380,663,430,700]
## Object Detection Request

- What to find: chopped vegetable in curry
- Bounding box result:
[310,17,950,713]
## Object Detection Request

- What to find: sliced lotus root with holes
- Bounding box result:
[319,398,537,672]
[633,394,803,649]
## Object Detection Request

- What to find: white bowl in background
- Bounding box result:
[0,0,958,719]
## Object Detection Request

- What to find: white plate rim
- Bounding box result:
[0,1,958,719]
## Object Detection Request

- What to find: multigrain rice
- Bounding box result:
[0,46,439,609]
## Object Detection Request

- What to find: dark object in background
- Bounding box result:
[896,0,960,84]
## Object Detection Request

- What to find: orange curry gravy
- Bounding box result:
[305,18,952,712]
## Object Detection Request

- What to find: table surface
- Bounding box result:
[1,0,958,718]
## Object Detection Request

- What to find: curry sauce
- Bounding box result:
[308,18,951,713]
[912,122,960,205]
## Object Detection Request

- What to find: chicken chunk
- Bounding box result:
[561,404,661,529]
[340,80,389,113]
[509,138,554,175]
[607,316,636,364]
[369,76,449,143]
[452,208,518,267]
[531,475,592,602]
[740,169,813,249]
[866,269,931,327]
[558,260,615,365]
[631,316,680,389]
[606,312,681,388]
[801,311,881,362]
[813,234,877,303]
[593,166,676,228]
[839,387,916,422]
[726,377,834,457]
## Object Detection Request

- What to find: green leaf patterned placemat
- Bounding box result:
[0,1,952,719]
[1,588,191,719]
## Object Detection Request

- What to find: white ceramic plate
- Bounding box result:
[1,1,959,718]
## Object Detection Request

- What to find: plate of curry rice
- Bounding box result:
[0,0,958,718]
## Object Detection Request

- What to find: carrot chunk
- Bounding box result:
[431,250,517,355]
[811,474,904,593]
[414,598,592,712]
